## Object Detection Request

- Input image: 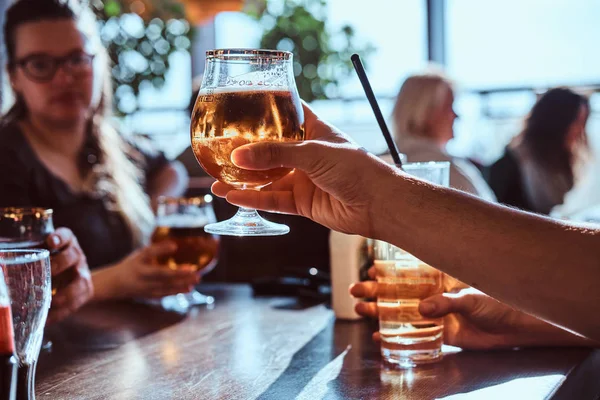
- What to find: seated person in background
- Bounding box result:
[551,154,600,221]
[0,0,195,307]
[391,69,496,202]
[488,87,590,215]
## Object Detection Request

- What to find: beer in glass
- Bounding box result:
[374,162,449,368]
[191,49,305,236]
[151,196,219,308]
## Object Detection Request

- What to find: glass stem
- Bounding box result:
[235,207,260,219]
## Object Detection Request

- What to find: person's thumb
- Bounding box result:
[143,240,177,260]
[419,292,478,318]
[231,141,321,172]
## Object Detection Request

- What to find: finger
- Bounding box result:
[368,266,376,280]
[301,103,326,141]
[212,172,299,205]
[50,243,80,275]
[419,292,478,318]
[76,256,92,280]
[355,301,378,318]
[372,331,381,342]
[180,264,200,273]
[266,169,300,192]
[52,276,93,315]
[231,141,324,172]
[211,181,235,198]
[140,268,200,284]
[143,241,178,260]
[143,277,198,296]
[226,190,298,215]
[148,284,196,299]
[349,281,378,298]
[47,307,71,325]
[301,102,353,143]
[139,265,200,283]
[149,277,196,291]
[46,227,75,252]
[53,255,92,296]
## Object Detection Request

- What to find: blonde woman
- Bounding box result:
[0,0,196,303]
[391,70,496,201]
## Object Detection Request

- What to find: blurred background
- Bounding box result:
[1,0,599,284]
[2,0,597,162]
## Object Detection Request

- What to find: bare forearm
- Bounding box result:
[513,315,599,348]
[374,173,600,341]
[91,266,121,301]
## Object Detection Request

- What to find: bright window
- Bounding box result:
[214,1,427,153]
[446,0,600,89]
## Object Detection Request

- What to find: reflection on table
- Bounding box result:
[37,285,599,399]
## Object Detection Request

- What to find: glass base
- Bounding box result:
[187,290,215,306]
[204,208,289,236]
[381,348,442,369]
[161,290,214,313]
[41,338,53,352]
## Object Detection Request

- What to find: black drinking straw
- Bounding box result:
[351,53,403,167]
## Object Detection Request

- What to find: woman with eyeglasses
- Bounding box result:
[0,0,197,314]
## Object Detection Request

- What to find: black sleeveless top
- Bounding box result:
[0,122,168,268]
[487,148,533,212]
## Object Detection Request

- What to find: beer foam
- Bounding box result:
[198,86,293,95]
[156,214,210,228]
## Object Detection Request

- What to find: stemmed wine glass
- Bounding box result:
[190,48,305,236]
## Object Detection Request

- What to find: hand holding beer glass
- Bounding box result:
[0,208,81,300]
[374,162,449,368]
[191,49,305,236]
[0,208,89,351]
[151,196,219,309]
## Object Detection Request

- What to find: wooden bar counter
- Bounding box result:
[37,285,600,399]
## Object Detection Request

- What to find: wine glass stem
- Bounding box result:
[236,207,261,219]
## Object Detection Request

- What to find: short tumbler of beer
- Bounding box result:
[191,48,305,236]
[151,196,219,309]
[374,162,449,368]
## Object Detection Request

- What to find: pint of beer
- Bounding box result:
[151,196,219,274]
[373,162,450,368]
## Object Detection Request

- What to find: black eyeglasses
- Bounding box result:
[13,51,94,83]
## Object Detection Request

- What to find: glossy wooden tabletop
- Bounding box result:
[37,285,599,400]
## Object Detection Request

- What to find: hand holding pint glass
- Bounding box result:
[0,208,92,325]
[191,49,305,236]
[373,162,449,368]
